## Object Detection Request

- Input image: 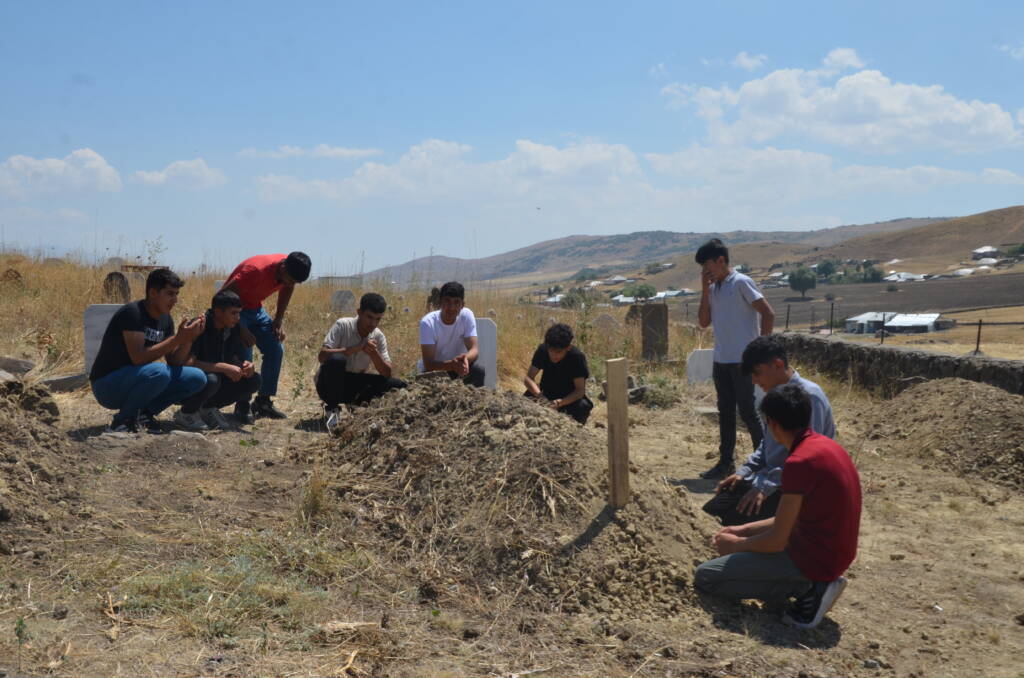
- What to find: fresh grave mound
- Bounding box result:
[298,378,717,619]
[871,378,1024,488]
[0,381,79,530]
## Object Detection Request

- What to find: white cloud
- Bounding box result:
[731,51,767,71]
[660,48,1022,153]
[134,158,226,189]
[0,148,121,200]
[239,144,382,159]
[998,43,1024,61]
[649,62,669,79]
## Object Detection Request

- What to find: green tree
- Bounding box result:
[788,267,817,298]
[817,259,838,277]
[861,265,883,283]
[622,283,656,300]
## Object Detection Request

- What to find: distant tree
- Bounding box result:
[788,267,817,298]
[622,283,656,300]
[561,288,600,309]
[667,285,677,291]
[645,262,663,275]
[861,265,883,283]
[817,259,838,277]
[824,292,835,302]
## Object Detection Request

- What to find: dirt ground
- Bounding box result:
[0,368,1022,677]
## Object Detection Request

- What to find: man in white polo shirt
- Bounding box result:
[317,292,406,432]
[696,238,775,479]
[419,281,485,387]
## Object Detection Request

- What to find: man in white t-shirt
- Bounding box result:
[696,238,775,479]
[419,281,485,387]
[316,292,406,432]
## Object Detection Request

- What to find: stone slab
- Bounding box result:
[686,349,714,383]
[85,304,123,372]
[0,369,15,383]
[640,303,669,361]
[593,313,620,333]
[330,290,357,314]
[42,373,89,392]
[476,317,498,390]
[102,271,130,303]
[0,356,35,376]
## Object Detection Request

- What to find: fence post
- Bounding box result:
[973,319,983,355]
[606,357,630,509]
[829,303,835,335]
[810,307,815,331]
[785,304,791,332]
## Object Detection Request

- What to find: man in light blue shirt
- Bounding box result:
[704,336,836,525]
[696,239,775,479]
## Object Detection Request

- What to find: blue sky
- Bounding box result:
[2,1,1023,274]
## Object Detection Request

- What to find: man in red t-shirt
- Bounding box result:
[219,252,311,421]
[694,383,862,629]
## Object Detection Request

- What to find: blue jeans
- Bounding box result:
[239,307,283,397]
[694,550,811,602]
[91,363,207,421]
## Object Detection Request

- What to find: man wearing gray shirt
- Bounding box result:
[696,239,775,479]
[704,336,836,525]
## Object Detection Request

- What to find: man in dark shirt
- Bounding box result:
[90,268,207,433]
[218,251,312,421]
[523,323,593,424]
[694,384,862,629]
[177,290,262,431]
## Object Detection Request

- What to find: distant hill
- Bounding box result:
[366,216,952,285]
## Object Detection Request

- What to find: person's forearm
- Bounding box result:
[189,358,219,373]
[559,387,586,407]
[524,376,541,396]
[760,308,775,335]
[369,352,392,378]
[698,293,711,328]
[733,517,774,537]
[465,346,479,363]
[167,340,194,366]
[736,526,787,553]
[274,285,294,323]
[130,335,181,365]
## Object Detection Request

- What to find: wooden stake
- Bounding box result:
[606,357,630,508]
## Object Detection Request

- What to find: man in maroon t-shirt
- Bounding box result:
[219,252,311,421]
[694,383,862,629]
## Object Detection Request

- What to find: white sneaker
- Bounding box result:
[324,406,346,434]
[200,407,235,430]
[174,409,209,432]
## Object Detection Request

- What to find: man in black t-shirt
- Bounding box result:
[176,290,261,431]
[90,268,207,433]
[523,323,593,424]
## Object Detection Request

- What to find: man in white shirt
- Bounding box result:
[316,292,406,432]
[419,281,485,387]
[696,238,775,479]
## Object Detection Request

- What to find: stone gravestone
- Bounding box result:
[85,304,123,373]
[331,290,357,315]
[104,257,125,270]
[686,348,714,384]
[476,317,498,391]
[129,272,146,298]
[102,271,130,303]
[640,303,669,361]
[593,313,620,333]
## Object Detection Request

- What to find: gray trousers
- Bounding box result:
[694,551,811,602]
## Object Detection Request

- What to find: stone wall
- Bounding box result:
[775,333,1024,396]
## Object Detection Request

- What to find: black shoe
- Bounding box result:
[783,577,847,629]
[106,415,138,434]
[252,396,286,420]
[233,401,255,425]
[699,462,735,480]
[137,411,166,435]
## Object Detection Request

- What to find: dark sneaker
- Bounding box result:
[233,401,255,425]
[699,462,735,480]
[106,416,138,434]
[784,577,847,629]
[138,411,166,435]
[252,396,286,420]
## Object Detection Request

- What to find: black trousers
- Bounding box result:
[181,372,261,413]
[524,391,593,424]
[712,362,764,466]
[702,479,782,526]
[316,353,407,407]
[445,361,485,388]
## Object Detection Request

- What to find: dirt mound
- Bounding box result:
[0,381,78,532]
[872,378,1024,488]
[299,379,717,619]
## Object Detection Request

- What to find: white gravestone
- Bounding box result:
[685,348,714,384]
[331,290,357,314]
[476,317,498,391]
[85,304,123,373]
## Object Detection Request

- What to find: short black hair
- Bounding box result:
[146,268,184,293]
[439,281,465,300]
[741,336,789,376]
[544,323,574,349]
[359,292,387,314]
[695,238,729,265]
[759,383,812,432]
[212,290,242,310]
[285,251,312,283]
